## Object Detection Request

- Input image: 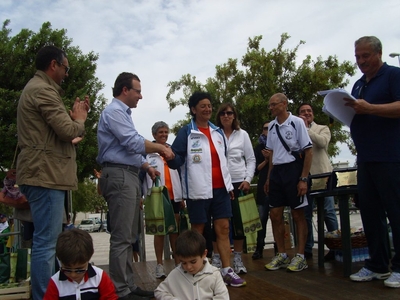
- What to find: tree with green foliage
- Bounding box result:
[166,33,357,158]
[0,19,106,183]
[71,178,107,224]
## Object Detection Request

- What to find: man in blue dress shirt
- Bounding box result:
[97,72,174,299]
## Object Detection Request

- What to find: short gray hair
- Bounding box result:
[151,121,169,135]
[355,36,382,53]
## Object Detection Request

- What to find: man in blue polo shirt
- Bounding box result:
[345,36,400,288]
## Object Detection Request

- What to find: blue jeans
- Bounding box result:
[324,196,339,232]
[256,196,270,249]
[19,185,65,300]
[305,196,338,253]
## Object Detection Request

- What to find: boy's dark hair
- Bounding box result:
[113,72,141,97]
[216,102,240,130]
[188,91,212,119]
[56,229,94,265]
[35,45,66,71]
[175,229,206,258]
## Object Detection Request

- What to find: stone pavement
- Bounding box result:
[90,211,363,266]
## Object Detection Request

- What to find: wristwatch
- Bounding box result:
[299,177,308,182]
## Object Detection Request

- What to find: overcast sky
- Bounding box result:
[2,0,400,166]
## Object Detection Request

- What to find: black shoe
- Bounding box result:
[304,251,313,259]
[130,287,154,298]
[324,250,335,262]
[252,249,263,260]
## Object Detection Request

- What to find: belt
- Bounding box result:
[101,162,139,173]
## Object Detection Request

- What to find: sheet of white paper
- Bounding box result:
[321,89,356,127]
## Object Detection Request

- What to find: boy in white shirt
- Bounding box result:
[155,230,229,299]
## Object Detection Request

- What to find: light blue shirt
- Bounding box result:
[97,98,146,167]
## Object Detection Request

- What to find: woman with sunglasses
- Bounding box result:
[211,103,256,274]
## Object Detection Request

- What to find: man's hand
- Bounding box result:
[93,169,102,179]
[297,181,308,196]
[160,145,175,161]
[299,115,308,126]
[139,198,144,210]
[70,96,89,121]
[344,98,371,114]
[83,95,90,112]
[71,136,83,144]
[147,167,160,181]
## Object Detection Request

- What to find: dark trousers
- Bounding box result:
[256,196,270,249]
[358,162,400,273]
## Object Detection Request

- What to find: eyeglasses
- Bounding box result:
[263,127,269,130]
[129,87,142,94]
[268,101,283,108]
[60,267,88,274]
[57,61,70,74]
[219,111,234,116]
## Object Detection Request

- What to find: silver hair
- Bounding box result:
[355,36,382,53]
[151,121,169,135]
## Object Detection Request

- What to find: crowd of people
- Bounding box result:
[6,34,399,299]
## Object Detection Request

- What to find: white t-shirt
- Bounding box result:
[266,112,312,165]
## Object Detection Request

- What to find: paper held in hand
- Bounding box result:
[318,89,357,127]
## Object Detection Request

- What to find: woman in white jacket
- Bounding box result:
[211,103,256,274]
[143,121,183,278]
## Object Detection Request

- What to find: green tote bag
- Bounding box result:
[231,192,262,252]
[144,177,177,235]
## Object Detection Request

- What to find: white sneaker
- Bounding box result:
[155,264,166,279]
[233,256,247,274]
[211,255,222,269]
[384,272,400,288]
[350,267,390,282]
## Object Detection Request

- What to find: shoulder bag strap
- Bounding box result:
[275,124,291,152]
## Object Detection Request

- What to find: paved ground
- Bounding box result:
[90,211,363,265]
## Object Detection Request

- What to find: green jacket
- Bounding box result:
[16,71,85,190]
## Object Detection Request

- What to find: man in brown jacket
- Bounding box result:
[16,45,89,300]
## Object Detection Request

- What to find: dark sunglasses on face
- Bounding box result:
[60,267,88,274]
[219,111,234,116]
[263,127,268,130]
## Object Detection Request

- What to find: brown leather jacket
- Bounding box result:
[16,71,85,190]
